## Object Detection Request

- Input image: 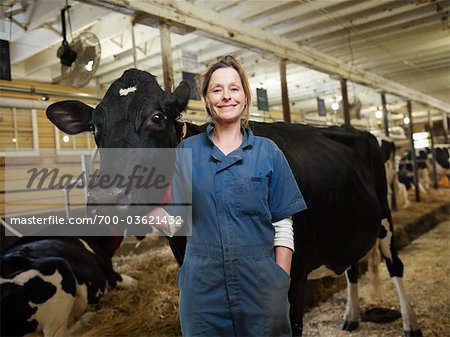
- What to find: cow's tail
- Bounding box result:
[367,240,383,301]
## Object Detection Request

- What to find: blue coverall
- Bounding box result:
[171,124,307,337]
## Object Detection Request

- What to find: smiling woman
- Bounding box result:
[205,67,246,126]
[147,55,307,337]
[199,55,252,126]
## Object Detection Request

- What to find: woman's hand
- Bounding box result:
[275,246,293,276]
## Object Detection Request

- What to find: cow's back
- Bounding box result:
[250,122,386,275]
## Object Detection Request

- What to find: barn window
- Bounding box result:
[0,107,39,156]
[54,128,96,155]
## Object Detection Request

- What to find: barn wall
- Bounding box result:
[1,79,100,218]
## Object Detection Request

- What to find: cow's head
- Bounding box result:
[46,69,190,223]
[47,69,189,148]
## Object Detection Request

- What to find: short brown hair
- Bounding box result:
[198,55,251,127]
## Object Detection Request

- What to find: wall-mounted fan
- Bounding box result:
[57,8,101,88]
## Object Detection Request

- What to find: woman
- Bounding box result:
[151,55,307,336]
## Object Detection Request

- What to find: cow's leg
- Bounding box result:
[341,263,360,331]
[379,218,422,337]
[289,270,308,337]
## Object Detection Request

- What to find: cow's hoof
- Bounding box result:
[341,320,359,331]
[404,329,423,337]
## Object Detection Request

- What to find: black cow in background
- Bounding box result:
[0,70,191,337]
[2,69,421,337]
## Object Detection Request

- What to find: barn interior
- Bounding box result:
[2,0,448,219]
[1,1,449,336]
[1,0,449,127]
[1,1,449,227]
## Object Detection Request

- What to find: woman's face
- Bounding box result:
[206,67,246,124]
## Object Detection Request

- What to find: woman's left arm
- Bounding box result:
[273,216,294,275]
[275,246,293,276]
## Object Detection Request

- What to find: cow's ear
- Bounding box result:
[46,100,94,135]
[173,81,190,112]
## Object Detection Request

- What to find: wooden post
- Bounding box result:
[159,22,174,92]
[443,111,449,143]
[340,78,350,127]
[131,18,138,68]
[407,100,420,202]
[380,92,397,209]
[381,92,389,136]
[279,59,291,123]
[428,110,439,189]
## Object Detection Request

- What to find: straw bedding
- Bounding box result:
[76,188,449,337]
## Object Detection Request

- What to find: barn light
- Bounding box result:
[331,102,339,111]
[374,109,383,119]
[62,135,70,143]
[412,132,430,141]
[41,95,49,101]
[12,137,17,143]
[403,116,410,125]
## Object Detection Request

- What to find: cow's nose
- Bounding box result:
[87,188,131,216]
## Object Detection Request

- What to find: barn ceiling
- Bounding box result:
[1,0,449,129]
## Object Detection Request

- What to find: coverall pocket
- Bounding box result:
[270,259,291,285]
[233,176,269,216]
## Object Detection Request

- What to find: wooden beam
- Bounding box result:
[84,0,450,112]
[279,59,291,123]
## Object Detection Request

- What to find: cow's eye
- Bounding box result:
[152,113,166,124]
[89,123,96,134]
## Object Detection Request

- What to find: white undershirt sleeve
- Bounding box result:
[273,216,295,252]
[161,208,184,237]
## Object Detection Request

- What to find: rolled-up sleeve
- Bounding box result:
[268,144,307,223]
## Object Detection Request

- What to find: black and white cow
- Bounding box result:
[398,150,430,194]
[379,138,410,209]
[5,69,422,337]
[0,70,191,337]
[1,236,129,337]
[429,146,449,186]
